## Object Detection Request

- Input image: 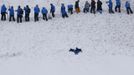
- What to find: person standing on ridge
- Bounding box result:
[1,4,7,21]
[97,0,103,14]
[125,1,133,14]
[50,4,55,17]
[115,0,121,13]
[42,7,48,21]
[83,1,90,13]
[107,0,114,14]
[75,0,80,13]
[90,0,96,14]
[34,5,40,22]
[61,4,68,18]
[16,6,23,23]
[24,5,31,22]
[68,4,73,14]
[8,6,15,22]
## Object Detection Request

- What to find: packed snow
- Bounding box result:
[0,0,134,75]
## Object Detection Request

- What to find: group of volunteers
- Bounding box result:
[0,0,133,23]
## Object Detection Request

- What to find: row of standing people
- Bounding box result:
[1,0,133,23]
[67,0,133,14]
[82,0,133,14]
[1,4,56,23]
[107,0,133,14]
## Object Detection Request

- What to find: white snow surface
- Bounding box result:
[0,0,134,75]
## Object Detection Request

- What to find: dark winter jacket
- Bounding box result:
[84,1,90,9]
[42,7,48,14]
[75,0,80,8]
[24,6,31,15]
[16,6,23,16]
[91,0,96,8]
[97,0,102,10]
[34,5,40,14]
[1,4,7,13]
[50,4,55,13]
[8,6,14,16]
[116,0,121,6]
[125,1,130,8]
[61,4,67,15]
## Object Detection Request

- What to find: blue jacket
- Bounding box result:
[50,4,55,13]
[125,1,130,8]
[42,7,48,14]
[68,4,73,9]
[1,4,7,13]
[8,6,14,16]
[108,0,113,9]
[34,6,40,14]
[61,4,67,15]
[16,6,23,16]
[116,0,121,6]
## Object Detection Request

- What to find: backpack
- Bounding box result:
[20,9,23,15]
[27,8,31,13]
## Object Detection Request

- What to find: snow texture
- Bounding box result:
[0,0,134,75]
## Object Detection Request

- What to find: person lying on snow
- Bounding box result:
[69,47,82,55]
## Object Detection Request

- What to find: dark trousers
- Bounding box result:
[109,8,114,14]
[1,12,6,21]
[62,13,68,18]
[34,13,39,22]
[9,15,15,22]
[90,6,96,14]
[68,8,73,14]
[17,15,22,23]
[43,14,48,21]
[115,5,121,12]
[25,14,30,22]
[126,7,133,14]
[97,7,102,14]
[51,12,55,17]
[83,8,89,13]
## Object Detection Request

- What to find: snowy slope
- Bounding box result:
[0,0,134,75]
